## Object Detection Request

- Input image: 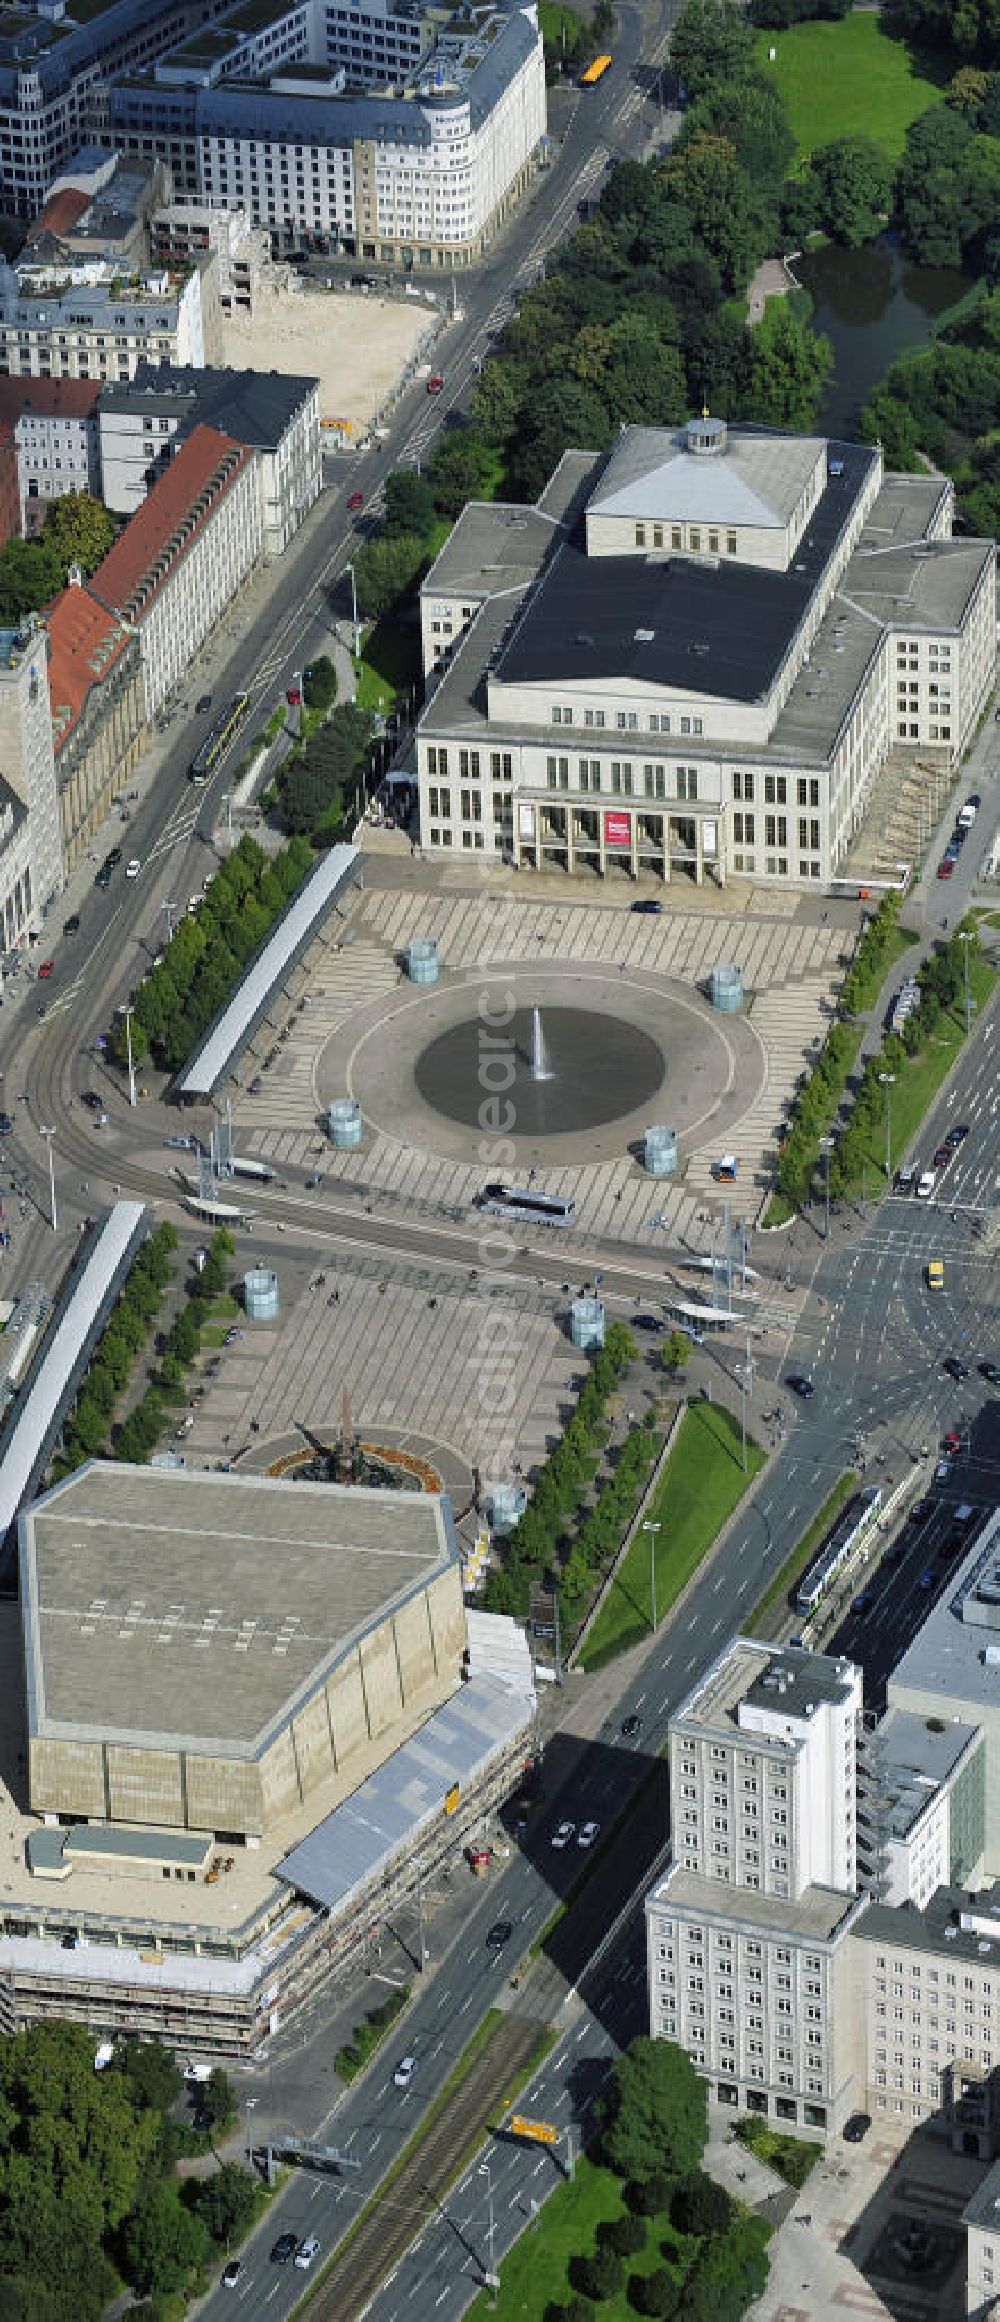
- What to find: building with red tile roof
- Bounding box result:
[88,420,263,719]
[45,581,144,869]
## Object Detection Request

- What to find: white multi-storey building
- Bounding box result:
[0,259,220,384]
[109,0,546,268]
[416,417,996,891]
[96,361,321,555]
[0,622,63,961]
[0,377,102,523]
[87,419,263,719]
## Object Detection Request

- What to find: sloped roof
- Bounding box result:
[88,421,251,623]
[45,581,134,751]
[587,423,822,532]
[0,377,102,430]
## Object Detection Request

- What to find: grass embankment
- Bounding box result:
[580,1403,764,1671]
[465,2156,677,2322]
[756,14,946,162]
[747,1472,858,1639]
[845,954,996,1193]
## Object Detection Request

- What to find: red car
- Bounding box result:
[937,855,955,879]
[286,684,302,706]
[37,959,54,978]
[943,1430,962,1455]
[347,491,364,512]
[426,374,444,395]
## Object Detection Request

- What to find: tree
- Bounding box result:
[628,2270,679,2320]
[743,298,833,429]
[42,491,116,578]
[193,2163,257,2246]
[671,2168,733,2236]
[601,2037,707,2182]
[811,136,893,246]
[0,536,63,620]
[113,2037,184,2117]
[569,2247,623,2300]
[661,1329,691,1375]
[303,653,337,713]
[383,468,437,539]
[669,0,756,100]
[124,2180,209,2296]
[202,2067,237,2131]
[682,71,795,186]
[352,530,426,620]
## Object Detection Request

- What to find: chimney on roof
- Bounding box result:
[67,563,83,588]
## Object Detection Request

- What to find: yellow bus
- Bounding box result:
[579,51,612,84]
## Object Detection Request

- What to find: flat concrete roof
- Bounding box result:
[873,1707,981,1843]
[963,2158,1000,2232]
[422,500,560,602]
[21,1463,458,1757]
[890,1508,1000,1720]
[649,1861,858,1944]
[854,1878,1000,1968]
[675,1635,855,1735]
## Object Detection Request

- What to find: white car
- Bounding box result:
[577,1821,601,1849]
[916,1171,936,1199]
[294,2236,320,2270]
[393,2054,417,2089]
[550,1821,576,1850]
[126,858,142,878]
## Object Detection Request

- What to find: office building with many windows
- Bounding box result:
[109,0,545,266]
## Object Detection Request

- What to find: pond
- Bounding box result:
[794,234,970,438]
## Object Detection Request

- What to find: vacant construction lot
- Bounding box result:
[221,276,437,428]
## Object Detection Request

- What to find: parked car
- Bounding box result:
[937,855,955,879]
[577,1821,601,1848]
[0,1112,11,1136]
[550,1821,576,1850]
[958,797,980,827]
[843,2112,872,2144]
[631,898,663,914]
[286,683,302,706]
[63,913,80,935]
[196,693,212,714]
[126,858,142,879]
[36,959,54,978]
[106,846,122,868]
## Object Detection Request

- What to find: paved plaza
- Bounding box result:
[234,884,847,1239]
[174,1250,583,1492]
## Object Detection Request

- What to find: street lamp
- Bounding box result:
[958,928,974,1035]
[119,1004,136,1109]
[39,1126,57,1232]
[740,1324,754,1474]
[347,560,359,655]
[160,900,176,945]
[878,1072,895,1183]
[819,1135,835,1240]
[478,2160,498,2291]
[644,1519,661,1634]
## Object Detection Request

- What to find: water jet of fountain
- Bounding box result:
[530,1006,554,1083]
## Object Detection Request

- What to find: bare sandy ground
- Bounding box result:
[220,274,437,431]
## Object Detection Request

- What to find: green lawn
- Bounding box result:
[465,2155,697,2322]
[580,1402,764,1670]
[756,14,946,161]
[748,1472,857,1638]
[842,953,997,1196]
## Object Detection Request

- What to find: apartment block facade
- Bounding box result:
[0,622,63,956]
[87,420,263,719]
[0,258,220,385]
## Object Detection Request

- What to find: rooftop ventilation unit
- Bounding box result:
[634,628,655,643]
